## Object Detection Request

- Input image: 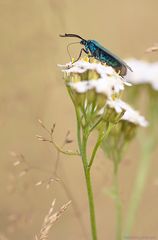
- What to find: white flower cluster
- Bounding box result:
[59,60,148,128]
[125,58,158,90]
[59,60,130,99]
[99,99,148,127]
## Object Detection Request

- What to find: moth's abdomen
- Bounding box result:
[94,48,117,66]
[92,48,126,76]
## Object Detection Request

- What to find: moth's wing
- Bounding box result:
[92,40,133,72]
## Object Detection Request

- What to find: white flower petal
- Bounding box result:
[68,81,93,93]
[102,99,148,127]
[68,76,125,98]
[125,59,158,90]
[106,99,124,113]
[59,60,118,77]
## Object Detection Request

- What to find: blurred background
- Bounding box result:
[0,0,158,239]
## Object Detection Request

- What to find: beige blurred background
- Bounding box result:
[0,0,158,239]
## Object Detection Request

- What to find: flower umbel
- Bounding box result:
[102,99,148,161]
[59,59,129,131]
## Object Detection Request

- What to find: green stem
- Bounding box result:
[124,137,155,237]
[75,107,82,153]
[89,116,103,133]
[106,122,114,137]
[82,131,98,240]
[88,132,104,169]
[85,168,97,240]
[76,110,98,240]
[113,160,122,240]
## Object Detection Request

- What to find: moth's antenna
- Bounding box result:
[66,41,80,62]
[59,33,86,41]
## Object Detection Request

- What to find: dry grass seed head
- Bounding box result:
[36,200,71,240]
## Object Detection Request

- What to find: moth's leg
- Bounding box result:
[88,54,93,63]
[73,48,88,63]
[115,66,126,77]
[117,69,121,76]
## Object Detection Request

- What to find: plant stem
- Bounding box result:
[75,107,82,153]
[88,132,104,168]
[82,130,98,240]
[113,161,122,240]
[124,136,155,237]
[85,168,97,240]
[89,123,113,169]
[76,107,98,240]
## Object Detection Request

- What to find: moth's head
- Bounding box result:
[80,39,87,46]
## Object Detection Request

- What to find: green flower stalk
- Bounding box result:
[59,58,128,240]
[102,100,148,161]
[101,99,148,240]
[123,59,158,236]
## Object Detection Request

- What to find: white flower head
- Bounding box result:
[59,60,120,77]
[104,99,148,127]
[121,103,148,127]
[68,77,125,99]
[101,99,148,158]
[59,60,130,99]
[125,58,158,90]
